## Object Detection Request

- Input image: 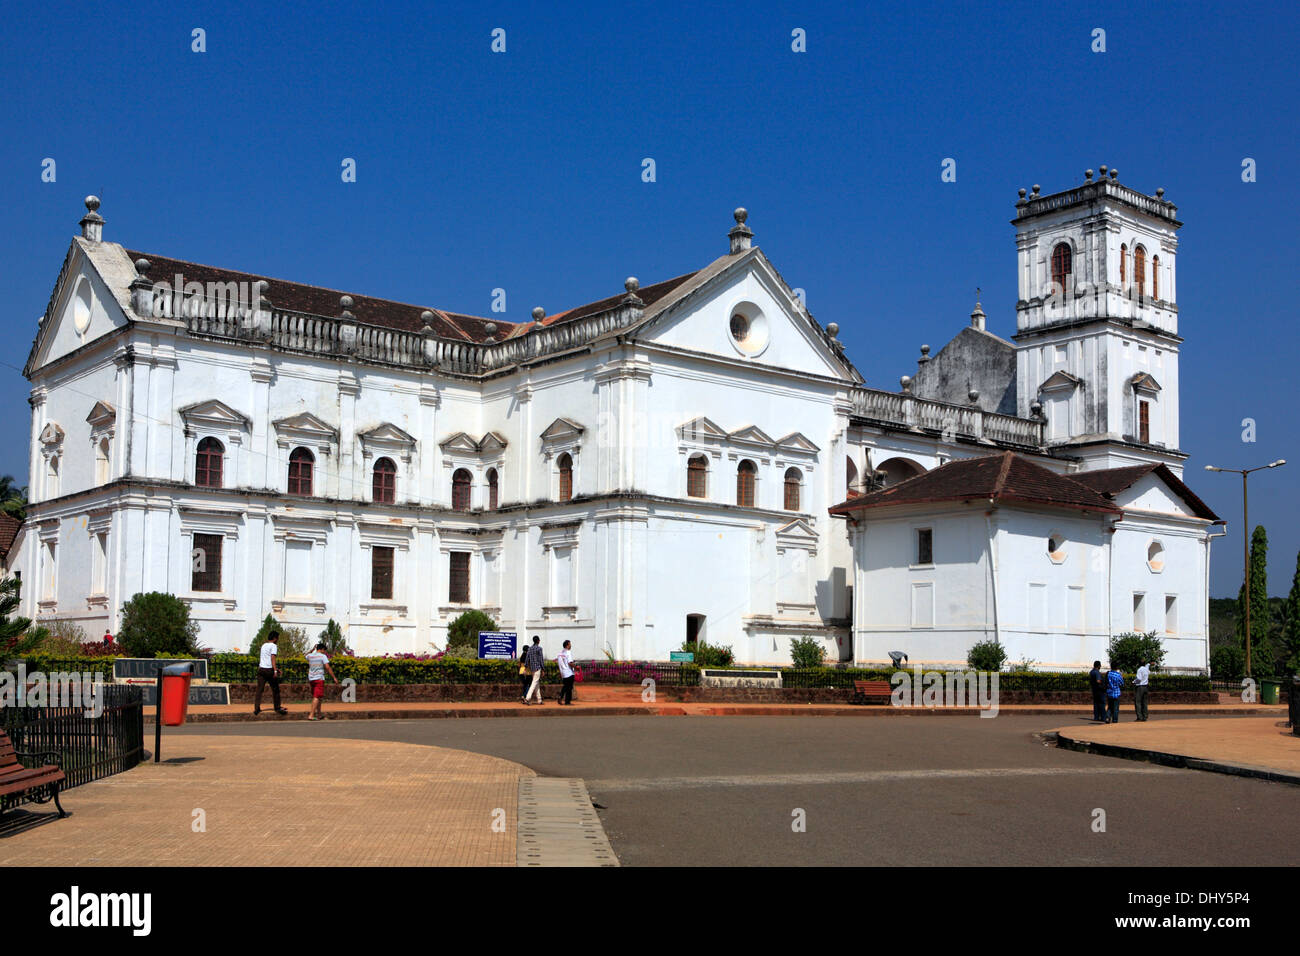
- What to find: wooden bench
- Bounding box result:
[0,729,67,819]
[851,680,893,705]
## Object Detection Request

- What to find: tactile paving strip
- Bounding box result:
[516,777,620,867]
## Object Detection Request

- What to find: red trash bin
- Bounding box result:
[160,663,194,726]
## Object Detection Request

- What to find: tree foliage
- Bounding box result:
[1282,550,1300,675]
[0,575,34,657]
[117,592,199,658]
[967,639,1007,672]
[789,635,826,668]
[1236,525,1274,674]
[447,610,497,651]
[318,618,350,655]
[1107,631,1165,673]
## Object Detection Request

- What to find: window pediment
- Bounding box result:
[1130,372,1161,394]
[1039,370,1081,393]
[273,412,338,451]
[727,425,776,448]
[774,432,820,455]
[775,517,818,553]
[181,399,251,434]
[86,401,116,431]
[39,422,65,447]
[676,416,727,443]
[540,418,585,443]
[359,422,416,462]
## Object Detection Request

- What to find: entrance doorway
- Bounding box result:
[686,614,706,645]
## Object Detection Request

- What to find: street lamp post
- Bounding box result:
[1204,459,1287,677]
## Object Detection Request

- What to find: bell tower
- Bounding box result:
[1012,167,1187,474]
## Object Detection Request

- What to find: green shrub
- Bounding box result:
[29,620,89,656]
[447,610,497,650]
[967,640,1007,672]
[117,592,199,658]
[682,638,733,667]
[318,619,349,655]
[0,575,35,657]
[1210,644,1246,679]
[789,635,827,669]
[1108,631,1165,673]
[248,615,309,660]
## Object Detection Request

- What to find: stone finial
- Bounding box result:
[918,344,930,365]
[728,207,753,254]
[625,277,640,294]
[1031,184,1040,196]
[900,375,912,394]
[80,195,104,241]
[970,289,986,331]
[1099,165,1107,177]
[339,295,355,319]
[1030,400,1044,419]
[130,258,154,316]
[134,258,151,276]
[1156,187,1165,199]
[1085,169,1094,181]
[1018,188,1027,199]
[484,321,497,340]
[420,310,434,330]
[1109,168,1118,180]
[826,322,839,340]
[531,307,545,321]
[968,388,980,404]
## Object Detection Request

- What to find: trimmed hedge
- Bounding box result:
[9,655,1210,693]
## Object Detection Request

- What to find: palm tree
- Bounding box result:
[0,475,27,520]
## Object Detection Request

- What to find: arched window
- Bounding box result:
[372,457,396,503]
[487,468,499,510]
[1120,244,1127,288]
[288,447,314,495]
[1050,243,1072,296]
[687,455,708,498]
[1152,255,1160,299]
[95,438,111,485]
[1133,245,1146,297]
[784,467,802,511]
[196,437,224,488]
[452,468,472,511]
[558,453,573,502]
[736,459,757,507]
[846,457,859,498]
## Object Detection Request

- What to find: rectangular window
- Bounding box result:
[1027,582,1047,629]
[552,546,574,606]
[42,541,57,600]
[1067,586,1085,632]
[910,582,934,628]
[371,546,394,600]
[915,528,933,565]
[448,551,470,604]
[284,540,312,598]
[1164,595,1178,634]
[191,533,222,592]
[1133,592,1147,632]
[92,531,108,594]
[1138,400,1150,443]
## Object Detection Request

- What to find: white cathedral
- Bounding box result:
[12,169,1222,671]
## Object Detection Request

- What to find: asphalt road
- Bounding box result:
[180,715,1300,866]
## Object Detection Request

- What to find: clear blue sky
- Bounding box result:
[0,0,1296,597]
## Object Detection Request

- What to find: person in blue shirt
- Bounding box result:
[1105,662,1124,724]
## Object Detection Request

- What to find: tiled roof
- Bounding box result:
[0,513,21,562]
[829,452,1122,516]
[126,250,698,345]
[1070,463,1220,521]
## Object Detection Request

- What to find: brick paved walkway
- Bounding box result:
[0,736,533,866]
[1054,716,1300,780]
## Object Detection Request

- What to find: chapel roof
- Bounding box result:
[828,452,1122,517]
[1069,463,1220,521]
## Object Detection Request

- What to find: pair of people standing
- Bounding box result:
[519,637,576,705]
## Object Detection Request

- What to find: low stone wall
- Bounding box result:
[229,683,536,703]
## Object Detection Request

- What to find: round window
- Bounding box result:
[727,302,770,356]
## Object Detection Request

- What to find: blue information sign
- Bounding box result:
[478,631,518,660]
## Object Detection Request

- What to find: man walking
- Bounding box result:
[305,641,339,721]
[1105,660,1124,724]
[254,630,288,716]
[1088,660,1106,722]
[522,635,545,705]
[1133,659,1151,722]
[557,640,575,705]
